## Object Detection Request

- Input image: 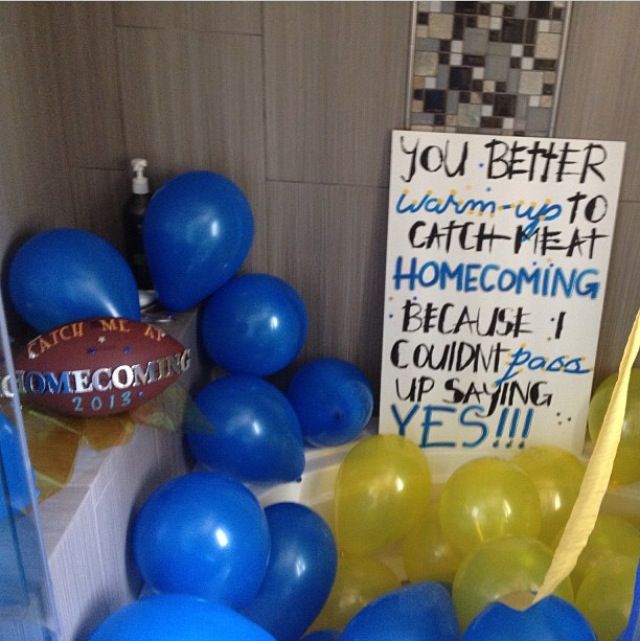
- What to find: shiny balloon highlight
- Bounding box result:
[9,228,140,332]
[133,472,270,609]
[144,171,254,311]
[513,446,585,545]
[334,435,431,555]
[186,376,305,483]
[243,503,337,641]
[403,499,461,584]
[202,274,307,376]
[440,457,542,555]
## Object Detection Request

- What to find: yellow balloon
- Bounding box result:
[570,514,640,589]
[439,457,542,555]
[403,499,461,584]
[334,435,431,555]
[575,555,637,641]
[589,369,640,486]
[512,446,585,545]
[452,536,574,631]
[311,555,400,631]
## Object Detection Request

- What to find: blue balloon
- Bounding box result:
[462,596,595,641]
[301,632,340,641]
[201,274,307,376]
[186,376,305,483]
[341,583,459,641]
[144,171,254,311]
[133,472,270,609]
[243,503,337,641]
[0,412,35,519]
[287,359,373,447]
[8,228,140,332]
[89,594,276,641]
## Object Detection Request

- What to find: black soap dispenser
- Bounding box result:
[123,158,153,293]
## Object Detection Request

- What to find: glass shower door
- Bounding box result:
[0,294,58,641]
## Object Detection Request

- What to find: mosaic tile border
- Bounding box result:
[407,1,571,136]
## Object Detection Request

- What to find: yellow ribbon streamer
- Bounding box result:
[534,308,640,603]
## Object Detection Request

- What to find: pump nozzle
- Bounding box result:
[131,158,149,195]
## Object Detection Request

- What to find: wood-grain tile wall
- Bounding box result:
[264,2,412,187]
[555,2,640,379]
[113,1,262,34]
[116,27,211,182]
[2,1,640,394]
[0,3,75,274]
[265,182,389,387]
[49,3,126,169]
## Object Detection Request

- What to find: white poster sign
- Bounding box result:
[380,131,625,465]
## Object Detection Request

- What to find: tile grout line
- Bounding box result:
[114,23,262,38]
[405,1,419,129]
[264,178,390,191]
[110,6,130,171]
[549,0,573,137]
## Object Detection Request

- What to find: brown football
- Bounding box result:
[13,317,190,417]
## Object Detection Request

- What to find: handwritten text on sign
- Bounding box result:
[379,131,625,458]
